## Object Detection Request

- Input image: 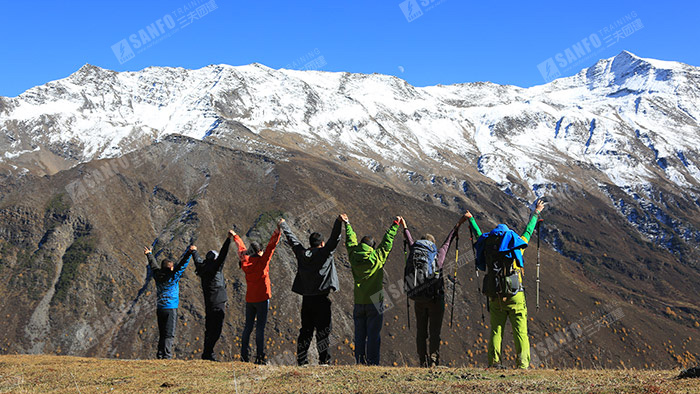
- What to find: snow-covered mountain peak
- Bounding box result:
[577,51,688,93]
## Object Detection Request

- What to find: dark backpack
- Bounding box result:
[404,240,443,300]
[482,235,521,298]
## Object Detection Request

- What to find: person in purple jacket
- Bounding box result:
[401,214,467,367]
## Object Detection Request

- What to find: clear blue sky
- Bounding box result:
[1,0,698,97]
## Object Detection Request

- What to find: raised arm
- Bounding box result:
[145,247,159,272]
[344,214,358,249]
[372,217,400,266]
[213,232,233,270]
[261,226,282,262]
[435,227,458,269]
[280,219,305,254]
[191,247,204,276]
[521,200,544,243]
[400,217,415,246]
[191,248,204,265]
[173,246,194,277]
[232,232,249,267]
[465,210,483,238]
[322,216,344,252]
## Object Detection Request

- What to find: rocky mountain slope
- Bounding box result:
[0,52,699,368]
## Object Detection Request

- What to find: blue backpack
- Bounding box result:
[404,240,442,300]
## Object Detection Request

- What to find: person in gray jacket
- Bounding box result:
[192,230,233,361]
[280,215,343,365]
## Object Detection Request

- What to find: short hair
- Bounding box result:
[360,235,376,249]
[420,234,436,244]
[161,259,174,270]
[247,242,262,256]
[309,232,324,248]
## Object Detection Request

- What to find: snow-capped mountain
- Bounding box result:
[1,51,700,255]
[2,51,699,189]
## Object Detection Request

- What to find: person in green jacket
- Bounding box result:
[467,199,545,369]
[341,213,400,365]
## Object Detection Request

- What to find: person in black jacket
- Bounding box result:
[144,245,194,359]
[280,215,343,366]
[192,230,233,361]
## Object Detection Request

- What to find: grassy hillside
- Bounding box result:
[0,355,696,394]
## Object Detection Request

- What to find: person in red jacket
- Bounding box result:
[234,218,283,364]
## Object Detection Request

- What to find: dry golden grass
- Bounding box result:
[0,355,697,393]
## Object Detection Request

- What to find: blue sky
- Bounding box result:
[1,0,698,97]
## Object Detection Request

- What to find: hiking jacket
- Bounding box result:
[235,230,281,303]
[193,238,231,307]
[345,220,399,305]
[281,218,342,296]
[147,250,191,309]
[470,212,539,272]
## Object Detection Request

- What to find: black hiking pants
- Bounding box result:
[297,294,332,365]
[202,302,226,360]
[414,295,445,367]
[157,308,177,359]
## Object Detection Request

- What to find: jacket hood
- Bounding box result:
[206,250,219,261]
[475,225,527,270]
[491,224,511,235]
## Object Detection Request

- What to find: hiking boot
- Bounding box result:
[678,367,700,379]
[254,354,266,365]
[419,356,429,368]
[429,353,440,368]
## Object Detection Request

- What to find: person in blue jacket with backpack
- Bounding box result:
[402,215,467,367]
[144,245,194,359]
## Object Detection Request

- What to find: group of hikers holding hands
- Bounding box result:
[144,199,546,369]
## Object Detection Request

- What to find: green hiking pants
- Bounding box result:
[488,291,530,369]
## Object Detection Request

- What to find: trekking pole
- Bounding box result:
[469,225,485,322]
[449,230,459,328]
[536,218,543,312]
[404,238,410,330]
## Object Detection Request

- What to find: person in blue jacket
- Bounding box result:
[144,245,194,359]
